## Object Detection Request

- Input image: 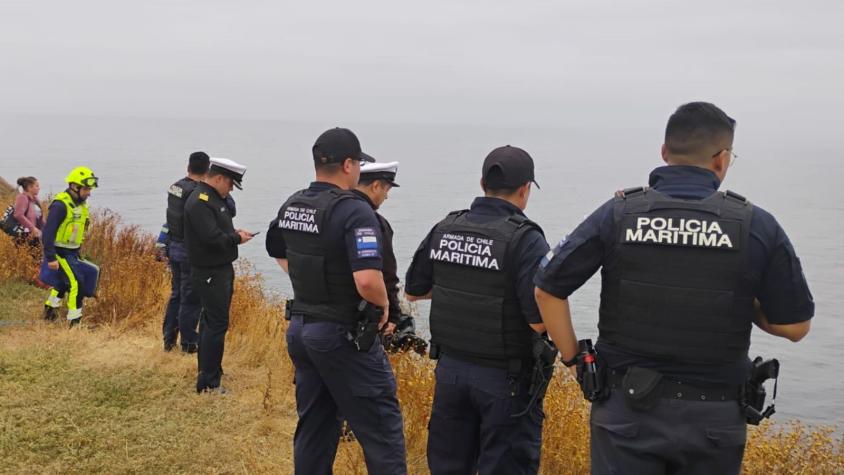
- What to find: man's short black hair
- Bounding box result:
[188,151,210,175]
[665,102,736,157]
[481,165,523,196]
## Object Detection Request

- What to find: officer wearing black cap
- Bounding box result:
[184,157,254,393]
[405,146,550,475]
[265,128,407,474]
[161,151,209,353]
[534,102,814,474]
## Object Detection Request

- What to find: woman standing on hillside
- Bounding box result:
[3,176,45,246]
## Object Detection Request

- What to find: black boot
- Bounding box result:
[164,341,177,352]
[181,343,198,354]
[42,305,60,321]
[68,317,82,328]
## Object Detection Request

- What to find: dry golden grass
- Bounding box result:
[0,195,842,474]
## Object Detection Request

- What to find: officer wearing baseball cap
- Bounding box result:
[265,128,407,474]
[405,145,551,475]
[534,102,814,474]
[184,157,254,393]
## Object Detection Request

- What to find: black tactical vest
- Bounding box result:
[599,187,755,364]
[166,177,199,240]
[429,210,542,365]
[276,188,361,323]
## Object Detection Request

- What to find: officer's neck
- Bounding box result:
[187,173,205,182]
[314,174,353,190]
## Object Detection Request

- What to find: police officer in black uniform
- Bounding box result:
[534,102,815,474]
[265,128,406,475]
[184,157,254,393]
[351,161,425,352]
[162,151,209,353]
[405,146,550,475]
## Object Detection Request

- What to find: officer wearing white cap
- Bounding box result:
[184,156,254,393]
[405,145,551,475]
[352,162,401,329]
[265,128,407,474]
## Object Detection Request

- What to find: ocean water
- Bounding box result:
[2,114,842,427]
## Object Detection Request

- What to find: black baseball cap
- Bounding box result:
[482,145,540,190]
[312,127,376,164]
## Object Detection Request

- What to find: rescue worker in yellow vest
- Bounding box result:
[41,167,99,327]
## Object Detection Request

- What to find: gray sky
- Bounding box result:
[2,0,842,135]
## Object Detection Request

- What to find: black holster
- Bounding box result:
[283,299,293,321]
[346,300,383,352]
[511,335,557,418]
[741,356,779,425]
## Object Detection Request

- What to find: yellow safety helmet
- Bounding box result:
[65,166,99,188]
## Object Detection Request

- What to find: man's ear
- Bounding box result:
[712,149,728,175]
[661,144,669,164]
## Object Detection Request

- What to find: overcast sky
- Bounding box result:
[2,0,842,134]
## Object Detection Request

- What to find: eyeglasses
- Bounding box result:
[712,149,738,167]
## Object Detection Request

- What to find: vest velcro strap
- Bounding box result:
[615,186,647,199]
[724,190,748,203]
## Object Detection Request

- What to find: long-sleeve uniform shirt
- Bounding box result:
[534,165,815,386]
[183,182,241,268]
[351,190,401,323]
[405,197,550,325]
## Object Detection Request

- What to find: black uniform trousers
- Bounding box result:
[427,354,544,475]
[590,389,746,475]
[192,263,234,392]
[163,241,201,348]
[286,315,407,475]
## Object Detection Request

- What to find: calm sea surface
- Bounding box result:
[2,115,842,427]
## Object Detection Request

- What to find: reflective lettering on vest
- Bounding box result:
[430,232,501,270]
[278,205,319,233]
[622,216,739,250]
[168,184,183,198]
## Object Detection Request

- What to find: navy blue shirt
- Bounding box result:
[405,197,550,324]
[265,182,384,272]
[534,166,815,386]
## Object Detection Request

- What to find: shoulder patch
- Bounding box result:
[198,193,209,202]
[168,185,184,198]
[354,227,380,258]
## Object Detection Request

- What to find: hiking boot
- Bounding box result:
[43,305,60,321]
[164,341,177,352]
[181,343,198,354]
[68,317,82,328]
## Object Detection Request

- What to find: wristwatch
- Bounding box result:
[562,354,579,367]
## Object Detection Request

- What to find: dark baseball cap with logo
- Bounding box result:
[312,127,376,164]
[482,145,540,190]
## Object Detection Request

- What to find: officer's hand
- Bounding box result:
[377,308,389,331]
[32,228,42,239]
[237,230,253,244]
[382,322,396,337]
[47,260,59,270]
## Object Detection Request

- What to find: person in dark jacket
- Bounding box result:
[534,102,815,474]
[161,151,210,353]
[405,146,550,475]
[183,157,254,393]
